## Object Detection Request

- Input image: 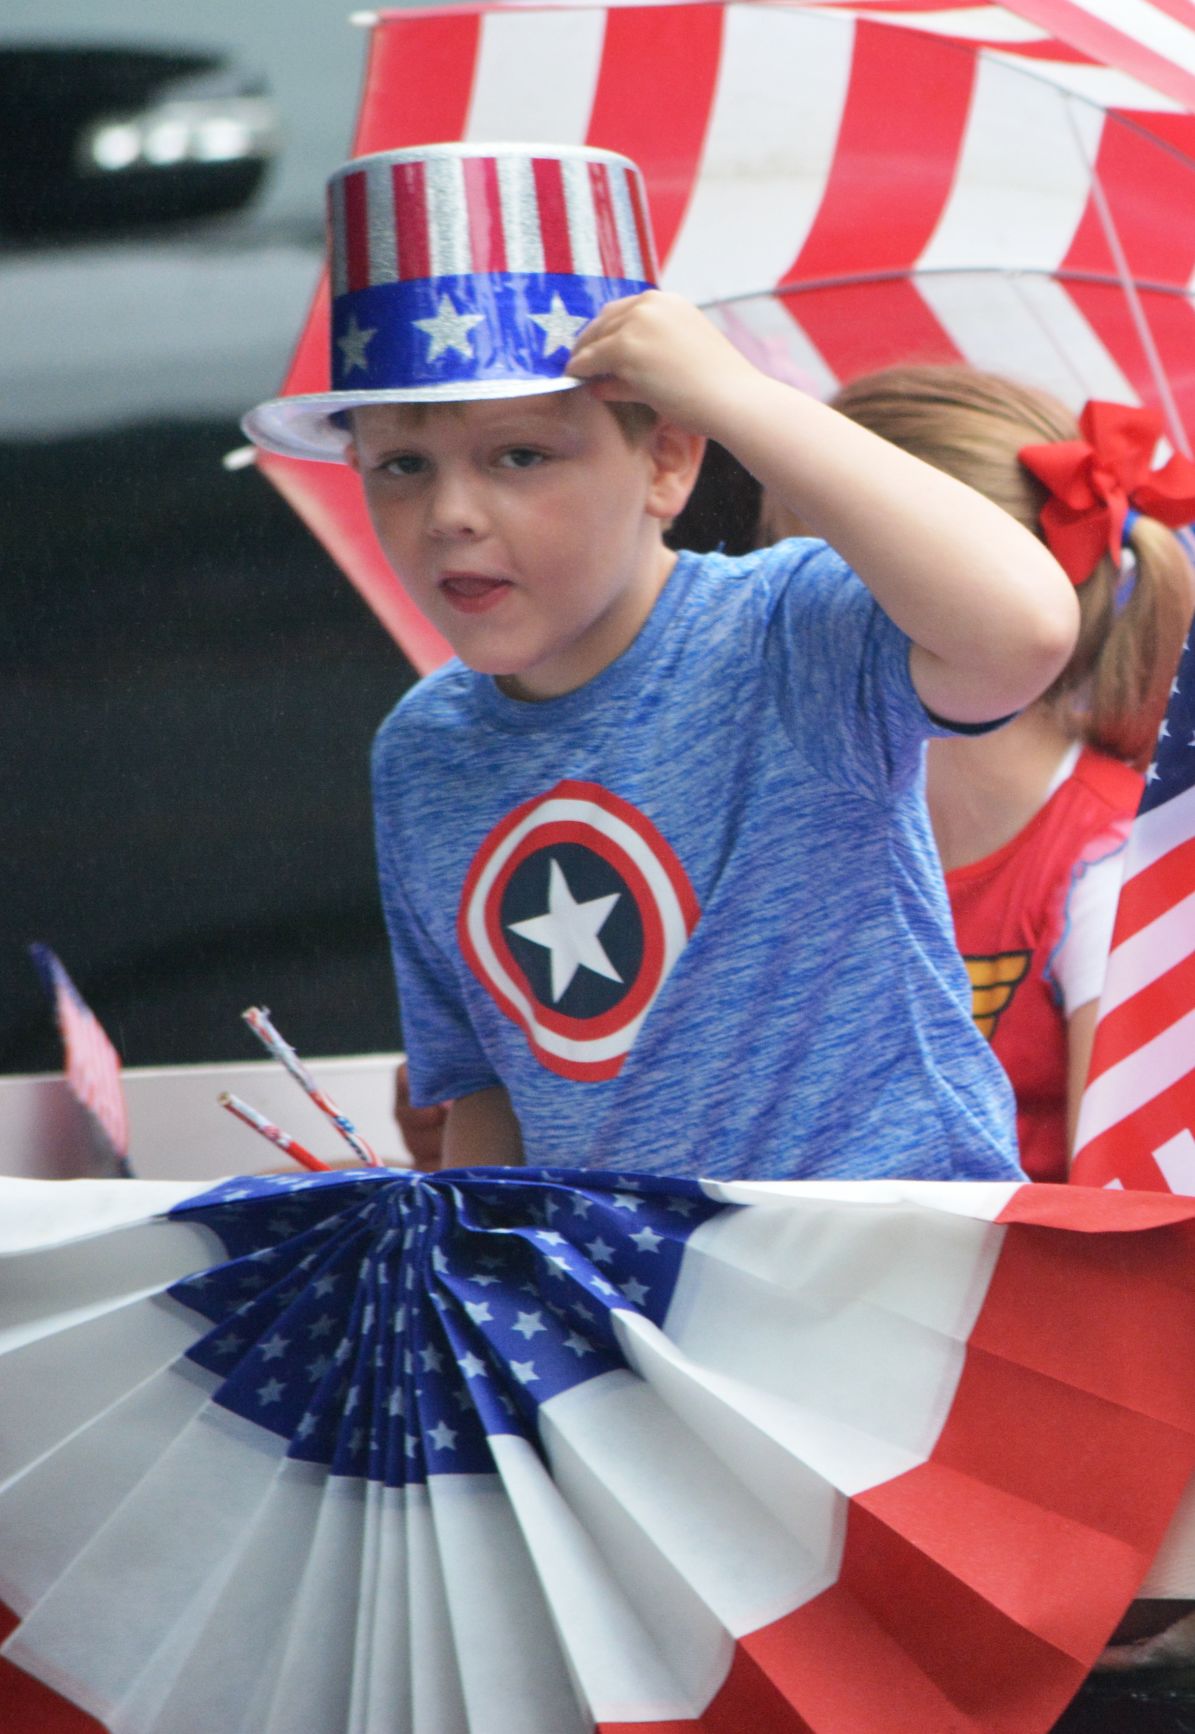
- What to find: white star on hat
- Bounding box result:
[530,293,588,356]
[336,313,377,378]
[414,293,485,362]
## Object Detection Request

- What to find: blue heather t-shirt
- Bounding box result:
[372,539,1022,1182]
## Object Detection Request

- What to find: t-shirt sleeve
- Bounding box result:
[1047,830,1131,1016]
[761,538,946,796]
[373,739,500,1109]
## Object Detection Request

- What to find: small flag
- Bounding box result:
[29,944,131,1175]
[1071,626,1195,1188]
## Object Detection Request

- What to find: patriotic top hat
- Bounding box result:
[243,141,660,463]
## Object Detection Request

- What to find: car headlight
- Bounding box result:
[80,97,281,175]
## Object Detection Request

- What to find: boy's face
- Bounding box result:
[348,389,696,700]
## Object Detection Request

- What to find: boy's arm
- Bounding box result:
[567,294,1078,725]
[440,1085,524,1168]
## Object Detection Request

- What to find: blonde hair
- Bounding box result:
[831,365,1194,767]
[345,395,656,446]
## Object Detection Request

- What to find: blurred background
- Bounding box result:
[1,1,421,1074]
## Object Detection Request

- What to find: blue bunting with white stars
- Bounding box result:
[167,1166,723,1488]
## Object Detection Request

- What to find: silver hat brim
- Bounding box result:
[242,377,584,464]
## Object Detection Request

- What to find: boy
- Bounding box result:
[244,142,1077,1182]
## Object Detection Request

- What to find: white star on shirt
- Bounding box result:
[429,1421,458,1451]
[508,857,622,1003]
[529,292,587,356]
[336,313,376,377]
[630,1225,663,1254]
[413,293,484,362]
[1146,761,1161,784]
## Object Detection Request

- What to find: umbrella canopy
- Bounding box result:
[255,0,1195,672]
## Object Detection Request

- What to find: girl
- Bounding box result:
[763,366,1195,1180]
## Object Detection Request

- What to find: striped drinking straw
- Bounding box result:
[219,1092,331,1172]
[241,1006,383,1167]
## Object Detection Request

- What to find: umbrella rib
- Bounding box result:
[1062,94,1192,455]
[740,270,1195,302]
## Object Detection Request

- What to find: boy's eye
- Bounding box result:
[380,452,428,477]
[498,447,547,470]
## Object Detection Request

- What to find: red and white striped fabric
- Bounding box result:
[3,1170,1195,1733]
[257,0,1195,670]
[1070,625,1195,1191]
[329,149,656,297]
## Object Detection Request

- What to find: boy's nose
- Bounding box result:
[426,471,487,539]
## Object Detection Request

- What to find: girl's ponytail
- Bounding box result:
[1059,516,1192,766]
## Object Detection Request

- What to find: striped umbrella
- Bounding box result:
[254,0,1195,672]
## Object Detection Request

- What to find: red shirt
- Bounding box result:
[945,748,1141,1183]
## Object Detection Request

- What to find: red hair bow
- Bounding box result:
[1018,401,1195,585]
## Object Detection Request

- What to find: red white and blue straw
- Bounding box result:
[219,1092,331,1173]
[241,1005,383,1167]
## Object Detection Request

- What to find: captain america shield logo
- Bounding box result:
[457,780,701,1080]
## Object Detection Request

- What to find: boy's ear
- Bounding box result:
[644,421,706,523]
[343,441,361,473]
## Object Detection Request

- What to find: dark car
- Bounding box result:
[0,43,280,238]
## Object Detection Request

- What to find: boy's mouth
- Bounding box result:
[438,572,513,615]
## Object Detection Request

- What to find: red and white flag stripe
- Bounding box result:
[329,147,654,298]
[29,947,129,1166]
[1072,798,1195,1188]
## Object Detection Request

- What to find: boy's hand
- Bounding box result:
[394,1058,448,1171]
[566,291,761,432]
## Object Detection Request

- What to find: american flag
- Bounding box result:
[5,1168,1195,1731]
[29,943,130,1173]
[1071,629,1195,1188]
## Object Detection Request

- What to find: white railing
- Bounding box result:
[0,1052,411,1181]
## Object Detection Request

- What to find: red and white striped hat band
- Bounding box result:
[243,142,659,463]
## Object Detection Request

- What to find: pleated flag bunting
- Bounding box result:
[5,1169,1195,1732]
